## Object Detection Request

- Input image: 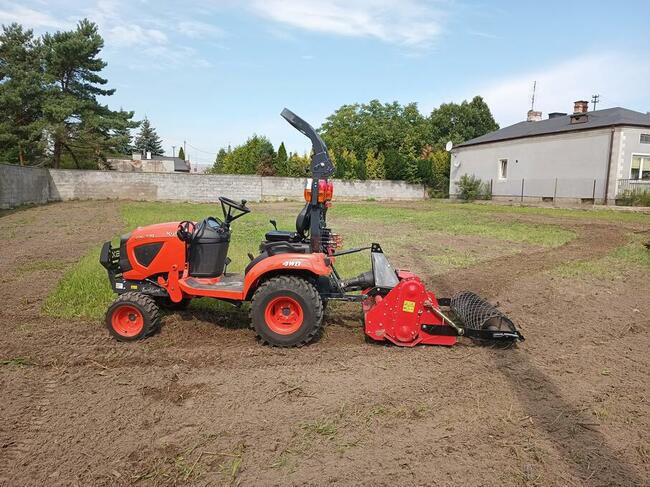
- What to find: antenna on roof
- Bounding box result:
[530,81,537,111]
[591,94,600,111]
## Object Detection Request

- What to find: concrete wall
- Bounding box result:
[0,164,51,209]
[0,164,425,209]
[450,127,616,203]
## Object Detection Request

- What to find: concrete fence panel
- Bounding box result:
[0,164,51,209]
[0,164,426,209]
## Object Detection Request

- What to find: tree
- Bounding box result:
[215,135,274,175]
[0,24,45,165]
[365,149,385,179]
[133,117,163,156]
[41,19,137,168]
[428,96,498,146]
[274,141,288,175]
[178,146,185,160]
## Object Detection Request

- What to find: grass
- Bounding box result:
[553,234,650,279]
[0,357,32,367]
[44,199,595,320]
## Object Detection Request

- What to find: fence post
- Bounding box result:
[553,178,558,204]
[521,178,525,203]
[592,178,597,202]
[490,178,493,197]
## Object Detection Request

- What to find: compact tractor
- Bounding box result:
[100,109,524,347]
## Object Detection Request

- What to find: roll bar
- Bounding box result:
[281,108,335,178]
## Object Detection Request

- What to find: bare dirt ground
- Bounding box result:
[1,201,648,486]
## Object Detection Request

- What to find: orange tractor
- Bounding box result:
[100,109,524,347]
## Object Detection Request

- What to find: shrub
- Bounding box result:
[455,174,491,201]
[617,187,650,207]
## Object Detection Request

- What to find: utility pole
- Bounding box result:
[183,140,187,161]
[172,145,176,157]
[591,94,600,111]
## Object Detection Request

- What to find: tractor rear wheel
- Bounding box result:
[250,276,323,347]
[105,292,161,341]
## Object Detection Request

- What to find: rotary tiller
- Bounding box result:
[100,109,524,347]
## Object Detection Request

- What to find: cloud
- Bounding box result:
[474,52,650,126]
[0,2,73,29]
[106,24,168,47]
[178,20,225,39]
[247,0,445,47]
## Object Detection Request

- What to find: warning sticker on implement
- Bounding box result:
[402,300,415,313]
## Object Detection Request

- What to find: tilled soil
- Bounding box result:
[0,202,648,487]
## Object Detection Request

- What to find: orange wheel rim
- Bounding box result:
[111,305,144,337]
[264,296,304,335]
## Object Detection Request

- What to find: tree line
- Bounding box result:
[0,20,165,168]
[208,97,499,195]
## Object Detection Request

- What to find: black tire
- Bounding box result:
[155,296,191,311]
[105,292,161,342]
[250,276,323,347]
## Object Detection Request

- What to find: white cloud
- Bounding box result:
[0,2,72,29]
[106,24,168,47]
[248,0,445,47]
[474,52,650,126]
[178,20,225,39]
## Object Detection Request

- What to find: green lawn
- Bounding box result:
[45,199,638,321]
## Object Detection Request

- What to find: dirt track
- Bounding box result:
[1,202,648,486]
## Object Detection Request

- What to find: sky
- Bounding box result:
[2,0,649,166]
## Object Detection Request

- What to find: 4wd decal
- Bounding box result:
[282,260,303,267]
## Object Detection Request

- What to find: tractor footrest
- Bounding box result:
[184,275,244,292]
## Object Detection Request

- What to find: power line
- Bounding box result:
[186,142,219,155]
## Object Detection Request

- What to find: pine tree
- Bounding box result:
[133,117,164,156]
[365,149,385,180]
[274,141,288,175]
[178,146,185,160]
[42,19,137,168]
[0,24,45,165]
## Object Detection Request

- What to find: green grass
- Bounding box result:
[45,200,584,320]
[553,234,650,279]
[43,247,114,319]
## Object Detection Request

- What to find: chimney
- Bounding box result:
[573,100,589,114]
[527,109,542,122]
[146,151,152,160]
[548,112,567,119]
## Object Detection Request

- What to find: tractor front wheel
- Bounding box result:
[250,276,323,347]
[105,292,161,341]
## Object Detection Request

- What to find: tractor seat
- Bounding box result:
[264,230,298,242]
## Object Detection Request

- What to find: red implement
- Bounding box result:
[363,273,457,347]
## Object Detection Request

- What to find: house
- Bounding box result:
[449,101,650,204]
[107,152,190,173]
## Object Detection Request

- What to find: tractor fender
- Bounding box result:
[243,252,332,299]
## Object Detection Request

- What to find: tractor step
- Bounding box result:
[183,274,244,292]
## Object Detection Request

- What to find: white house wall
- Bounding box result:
[450,127,615,202]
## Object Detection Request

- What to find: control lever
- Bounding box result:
[269,219,278,230]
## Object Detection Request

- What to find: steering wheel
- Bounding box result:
[219,196,250,213]
[177,220,196,242]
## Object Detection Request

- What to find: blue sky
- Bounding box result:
[2,0,649,166]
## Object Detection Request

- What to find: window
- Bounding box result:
[499,159,508,179]
[640,134,650,144]
[631,155,650,180]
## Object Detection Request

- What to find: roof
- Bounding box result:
[455,107,650,149]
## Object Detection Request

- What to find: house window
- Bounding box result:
[631,155,650,180]
[640,134,650,144]
[499,159,508,179]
